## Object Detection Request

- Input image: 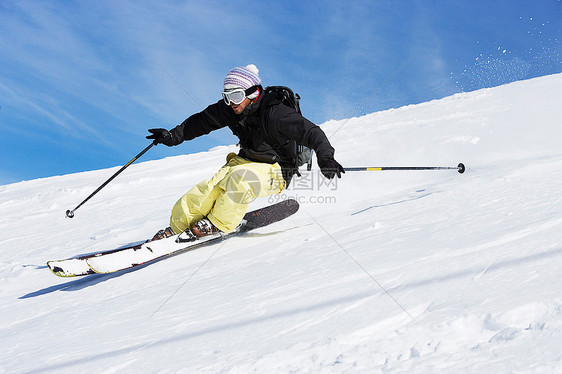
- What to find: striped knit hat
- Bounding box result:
[223,64,262,94]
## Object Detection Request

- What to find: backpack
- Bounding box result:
[260,86,314,172]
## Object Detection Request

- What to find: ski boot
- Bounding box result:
[148,227,175,242]
[191,218,221,238]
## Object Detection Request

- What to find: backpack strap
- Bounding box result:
[259,87,300,172]
[258,87,290,148]
[259,87,313,174]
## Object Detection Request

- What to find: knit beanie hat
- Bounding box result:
[224,64,261,99]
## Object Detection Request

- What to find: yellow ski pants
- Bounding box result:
[170,155,286,234]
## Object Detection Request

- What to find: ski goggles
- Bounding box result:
[222,89,247,105]
[221,86,259,105]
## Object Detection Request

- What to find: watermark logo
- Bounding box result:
[288,171,338,192]
[268,171,338,205]
[225,169,338,206]
[225,168,261,205]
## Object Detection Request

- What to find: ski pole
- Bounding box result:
[344,163,465,174]
[66,143,155,218]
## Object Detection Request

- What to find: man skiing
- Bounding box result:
[147,64,344,240]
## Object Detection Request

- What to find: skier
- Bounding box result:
[147,64,344,240]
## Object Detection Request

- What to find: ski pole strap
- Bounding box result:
[344,163,465,174]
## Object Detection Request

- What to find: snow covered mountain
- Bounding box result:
[1,73,561,373]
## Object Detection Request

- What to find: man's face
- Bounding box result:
[230,97,251,115]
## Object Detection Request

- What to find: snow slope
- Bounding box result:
[1,74,561,373]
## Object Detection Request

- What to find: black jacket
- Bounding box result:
[167,90,335,183]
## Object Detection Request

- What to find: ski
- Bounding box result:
[48,257,95,277]
[47,245,142,277]
[47,199,299,277]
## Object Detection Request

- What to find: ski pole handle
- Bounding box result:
[344,163,465,174]
[66,143,155,218]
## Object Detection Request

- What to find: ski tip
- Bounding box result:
[47,260,94,277]
[47,261,68,277]
[284,197,299,208]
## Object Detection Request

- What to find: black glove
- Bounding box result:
[146,128,174,146]
[319,158,345,179]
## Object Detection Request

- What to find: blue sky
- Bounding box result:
[0,0,560,185]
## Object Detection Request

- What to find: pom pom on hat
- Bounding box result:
[223,64,261,91]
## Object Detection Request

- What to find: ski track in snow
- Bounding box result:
[1,74,562,373]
